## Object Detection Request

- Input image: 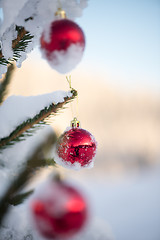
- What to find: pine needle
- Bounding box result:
[8,190,34,206]
[0,89,77,148]
[0,26,33,67]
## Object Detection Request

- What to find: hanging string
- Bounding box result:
[66,76,74,119]
[57,0,62,8]
[66,75,79,120]
[66,75,72,90]
[76,91,79,119]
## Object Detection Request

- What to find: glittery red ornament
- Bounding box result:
[40,19,85,73]
[31,181,88,239]
[56,126,97,169]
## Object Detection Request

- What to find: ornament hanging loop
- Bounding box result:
[55,0,66,19]
[70,117,81,128]
[55,7,66,19]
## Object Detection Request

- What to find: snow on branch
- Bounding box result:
[0,89,77,148]
[0,26,34,68]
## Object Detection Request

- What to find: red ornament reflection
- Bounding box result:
[31,181,88,239]
[40,19,85,60]
[57,128,97,167]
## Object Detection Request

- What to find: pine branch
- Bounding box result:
[0,89,77,148]
[0,65,15,104]
[8,190,34,206]
[0,131,56,225]
[0,26,33,66]
[7,158,55,206]
[0,27,27,58]
[0,153,55,206]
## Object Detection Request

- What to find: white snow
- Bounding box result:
[0,0,28,36]
[0,203,34,240]
[53,149,95,170]
[0,90,72,139]
[0,125,54,198]
[0,0,88,78]
[0,24,17,59]
[41,43,84,74]
[0,63,7,78]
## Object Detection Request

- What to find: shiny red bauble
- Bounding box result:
[40,19,85,53]
[56,128,97,168]
[40,19,85,73]
[30,181,88,239]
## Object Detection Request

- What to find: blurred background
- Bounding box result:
[5,0,160,239]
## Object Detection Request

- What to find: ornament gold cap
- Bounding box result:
[70,117,81,128]
[55,7,66,19]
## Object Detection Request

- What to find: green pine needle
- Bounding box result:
[0,26,34,68]
[0,89,77,148]
[8,190,34,206]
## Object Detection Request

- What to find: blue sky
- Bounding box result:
[76,0,160,92]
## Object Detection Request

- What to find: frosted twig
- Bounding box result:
[0,27,28,59]
[0,89,77,148]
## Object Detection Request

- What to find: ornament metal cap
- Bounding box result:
[70,117,81,128]
[55,7,66,19]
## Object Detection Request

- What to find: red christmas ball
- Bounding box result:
[56,128,97,169]
[40,19,85,73]
[30,181,88,239]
